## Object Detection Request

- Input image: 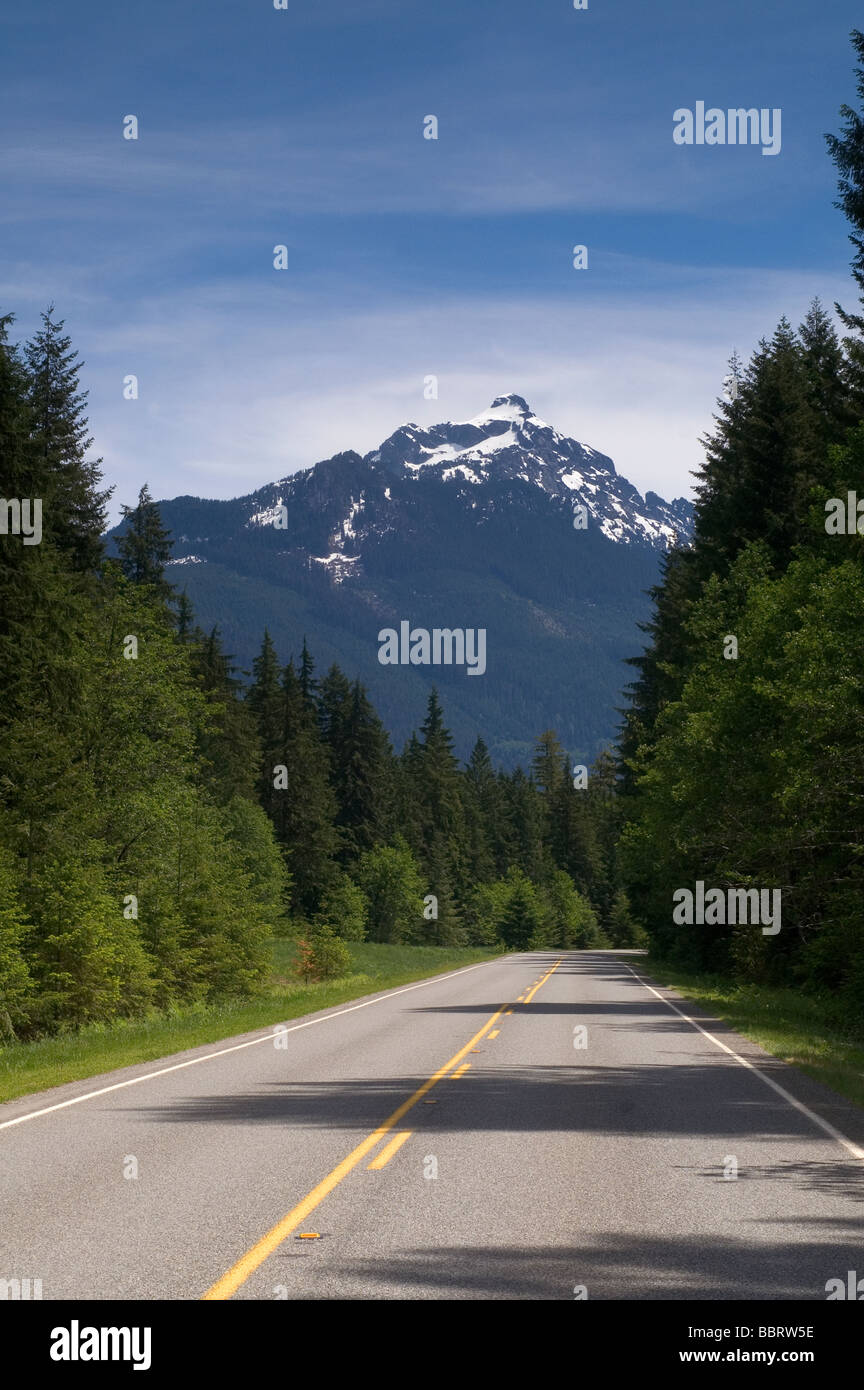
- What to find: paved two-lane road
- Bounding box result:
[2,950,863,1300]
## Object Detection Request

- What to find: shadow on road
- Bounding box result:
[273,1231,859,1300]
[122,1059,864,1165]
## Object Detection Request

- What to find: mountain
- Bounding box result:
[109,394,692,767]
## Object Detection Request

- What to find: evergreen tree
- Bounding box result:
[620,306,860,801]
[299,637,318,710]
[24,306,110,572]
[0,842,33,1037]
[247,631,284,818]
[826,29,864,358]
[175,591,196,642]
[191,626,260,805]
[423,831,464,945]
[316,872,368,941]
[501,767,546,881]
[418,689,463,832]
[499,870,546,951]
[117,483,174,595]
[395,732,427,859]
[318,664,352,746]
[269,658,340,918]
[693,319,825,571]
[319,668,394,859]
[463,737,497,883]
[0,314,34,501]
[548,755,602,898]
[356,838,427,943]
[0,315,42,700]
[411,689,465,894]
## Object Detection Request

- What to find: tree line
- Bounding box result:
[243,630,639,972]
[617,29,864,1029]
[0,309,636,1039]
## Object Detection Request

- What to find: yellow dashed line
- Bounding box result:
[203,958,563,1300]
[367,1130,412,1170]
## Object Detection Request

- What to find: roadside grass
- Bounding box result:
[0,940,499,1106]
[640,956,864,1111]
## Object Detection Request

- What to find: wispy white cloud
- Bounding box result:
[0,85,823,227]
[46,258,846,524]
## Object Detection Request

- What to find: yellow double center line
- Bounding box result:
[202,957,562,1300]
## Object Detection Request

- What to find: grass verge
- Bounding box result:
[641,955,864,1111]
[0,940,499,1106]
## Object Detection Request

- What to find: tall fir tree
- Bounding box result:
[826,28,864,362]
[463,737,497,883]
[117,484,174,596]
[24,306,110,573]
[270,658,340,918]
[246,630,284,818]
[191,625,260,805]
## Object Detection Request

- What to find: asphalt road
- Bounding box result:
[2,950,863,1301]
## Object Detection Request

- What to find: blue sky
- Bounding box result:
[1,0,861,523]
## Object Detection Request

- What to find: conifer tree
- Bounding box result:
[117,484,174,595]
[270,658,340,917]
[416,689,464,847]
[24,306,110,572]
[299,637,318,710]
[0,315,42,697]
[356,838,426,943]
[499,870,545,951]
[827,29,864,356]
[318,664,353,746]
[318,666,394,858]
[175,591,196,643]
[463,737,497,883]
[192,626,260,804]
[247,631,284,814]
[339,680,394,855]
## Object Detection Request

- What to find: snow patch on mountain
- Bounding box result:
[215,393,691,593]
[247,500,285,527]
[363,393,690,549]
[340,497,364,540]
[312,552,360,584]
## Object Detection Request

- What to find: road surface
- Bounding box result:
[1,950,863,1300]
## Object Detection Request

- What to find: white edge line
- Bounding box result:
[0,958,500,1132]
[620,961,864,1161]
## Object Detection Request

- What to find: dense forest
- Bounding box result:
[6,30,864,1047]
[0,311,635,1039]
[617,30,864,1029]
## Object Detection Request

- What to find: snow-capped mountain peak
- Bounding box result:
[468,393,542,427]
[221,394,690,573]
[110,396,693,764]
[362,396,688,548]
